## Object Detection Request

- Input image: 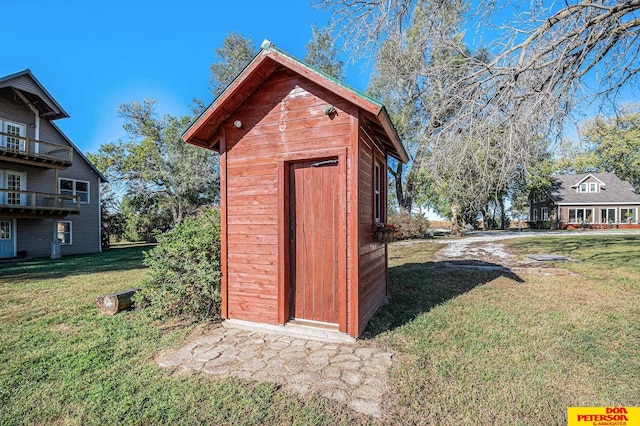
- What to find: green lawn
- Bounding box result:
[0,247,362,425]
[1,235,639,425]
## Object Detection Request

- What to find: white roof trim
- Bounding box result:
[556,202,640,206]
[572,173,605,187]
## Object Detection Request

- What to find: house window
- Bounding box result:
[1,121,26,152]
[1,170,26,206]
[578,182,599,193]
[57,221,72,245]
[374,162,382,223]
[568,208,594,224]
[533,209,539,221]
[59,178,89,203]
[541,207,548,221]
[601,208,616,224]
[621,208,637,223]
[0,221,10,240]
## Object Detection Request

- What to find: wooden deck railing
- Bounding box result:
[0,190,80,213]
[0,132,73,165]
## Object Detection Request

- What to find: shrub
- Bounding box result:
[527,220,551,229]
[388,211,431,239]
[135,207,221,321]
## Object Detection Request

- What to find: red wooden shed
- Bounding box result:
[183,40,408,337]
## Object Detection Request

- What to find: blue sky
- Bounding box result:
[1,1,369,154]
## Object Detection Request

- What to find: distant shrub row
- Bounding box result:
[387,212,431,239]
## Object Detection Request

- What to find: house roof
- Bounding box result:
[548,173,640,204]
[183,40,409,163]
[0,69,69,120]
[0,70,107,182]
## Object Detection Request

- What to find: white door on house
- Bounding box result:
[0,219,15,258]
[2,121,26,152]
[0,170,27,206]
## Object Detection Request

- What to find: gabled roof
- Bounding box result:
[0,69,69,120]
[548,173,640,204]
[571,173,605,188]
[183,40,409,163]
[0,69,107,182]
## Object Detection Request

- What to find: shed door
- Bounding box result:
[289,158,340,325]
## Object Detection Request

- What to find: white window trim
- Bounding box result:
[600,208,616,224]
[578,182,599,193]
[0,119,26,151]
[374,162,382,223]
[57,220,72,245]
[0,169,27,205]
[0,219,16,257]
[568,208,594,224]
[541,207,548,221]
[620,207,637,224]
[0,220,12,240]
[58,178,90,204]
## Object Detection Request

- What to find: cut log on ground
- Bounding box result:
[96,288,141,315]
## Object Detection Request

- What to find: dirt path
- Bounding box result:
[427,229,638,274]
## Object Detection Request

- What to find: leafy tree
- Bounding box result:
[209,32,258,97]
[305,24,345,80]
[582,107,640,189]
[319,0,640,217]
[120,195,172,242]
[90,99,220,229]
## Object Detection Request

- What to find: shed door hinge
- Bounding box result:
[308,159,338,168]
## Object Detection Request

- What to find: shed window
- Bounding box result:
[374,162,382,223]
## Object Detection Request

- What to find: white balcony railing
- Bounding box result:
[0,189,80,213]
[0,132,73,165]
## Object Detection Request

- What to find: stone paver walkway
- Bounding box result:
[157,322,394,417]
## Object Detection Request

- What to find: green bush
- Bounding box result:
[388,211,431,239]
[136,207,221,320]
[527,220,551,229]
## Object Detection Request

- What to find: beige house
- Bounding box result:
[0,70,106,259]
[530,173,640,229]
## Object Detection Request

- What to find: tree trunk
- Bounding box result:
[499,196,506,229]
[96,288,141,315]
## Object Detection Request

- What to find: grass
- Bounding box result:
[369,236,640,424]
[1,235,639,425]
[0,247,363,425]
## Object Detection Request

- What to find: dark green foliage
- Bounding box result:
[137,208,222,320]
[526,220,551,229]
[388,211,431,239]
[209,32,258,98]
[304,24,345,80]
